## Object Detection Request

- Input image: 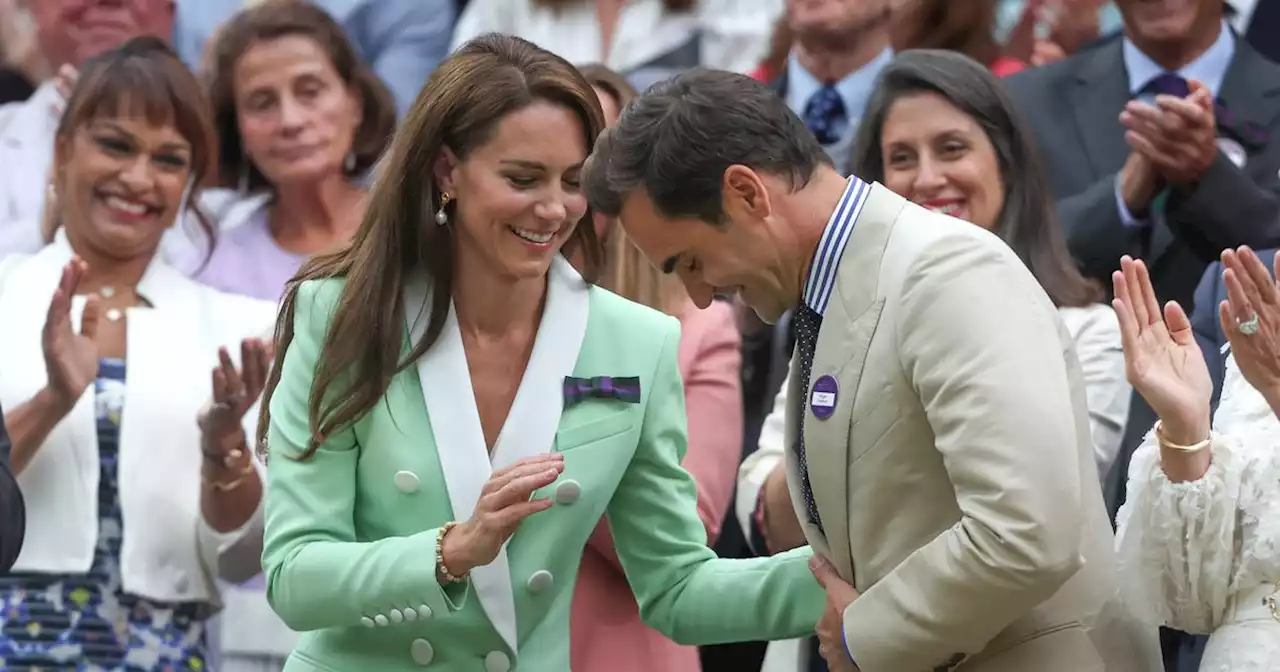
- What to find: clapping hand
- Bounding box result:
[198,339,271,463]
[1112,256,1212,445]
[42,258,100,409]
[809,555,860,672]
[1121,80,1217,185]
[1218,247,1280,407]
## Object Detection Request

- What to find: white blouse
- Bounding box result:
[1115,355,1280,671]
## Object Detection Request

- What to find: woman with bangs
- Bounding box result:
[0,37,273,670]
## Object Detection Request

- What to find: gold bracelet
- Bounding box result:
[436,522,468,584]
[202,458,256,492]
[1154,420,1212,453]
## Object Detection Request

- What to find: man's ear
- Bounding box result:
[722,164,772,222]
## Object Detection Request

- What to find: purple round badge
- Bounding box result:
[810,375,839,420]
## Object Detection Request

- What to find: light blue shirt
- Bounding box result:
[174,0,455,121]
[1113,20,1235,226]
[785,48,893,174]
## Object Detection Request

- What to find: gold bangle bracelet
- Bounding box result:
[1154,420,1212,453]
[202,458,256,492]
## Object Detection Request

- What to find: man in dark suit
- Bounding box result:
[1007,0,1280,510]
[0,404,27,572]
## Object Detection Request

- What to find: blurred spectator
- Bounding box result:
[0,0,177,261]
[452,0,781,90]
[0,37,270,669]
[762,0,895,175]
[0,0,38,102]
[0,405,25,573]
[187,1,395,302]
[891,0,1029,75]
[175,0,453,121]
[1002,0,1115,68]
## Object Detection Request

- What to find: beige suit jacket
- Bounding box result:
[785,185,1162,672]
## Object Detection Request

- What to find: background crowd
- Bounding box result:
[0,0,1277,670]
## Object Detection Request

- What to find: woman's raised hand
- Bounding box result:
[1112,255,1212,444]
[1219,246,1280,406]
[198,338,272,460]
[41,258,100,409]
[440,453,565,577]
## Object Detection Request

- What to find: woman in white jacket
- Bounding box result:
[0,38,272,670]
[1114,248,1280,670]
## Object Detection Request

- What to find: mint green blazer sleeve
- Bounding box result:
[610,319,824,645]
[262,279,464,632]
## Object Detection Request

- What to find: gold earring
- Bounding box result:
[435,192,452,226]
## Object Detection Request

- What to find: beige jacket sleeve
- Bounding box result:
[840,234,1085,671]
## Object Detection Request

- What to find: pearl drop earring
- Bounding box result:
[435,192,452,226]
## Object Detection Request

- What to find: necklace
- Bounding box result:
[97,286,138,322]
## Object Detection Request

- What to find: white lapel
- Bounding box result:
[404,255,589,653]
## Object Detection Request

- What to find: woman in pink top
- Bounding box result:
[569,65,744,672]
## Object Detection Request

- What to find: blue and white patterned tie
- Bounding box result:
[803,84,847,146]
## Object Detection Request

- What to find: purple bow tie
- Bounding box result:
[1144,73,1269,147]
[563,376,641,407]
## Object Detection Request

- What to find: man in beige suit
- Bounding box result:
[583,68,1162,672]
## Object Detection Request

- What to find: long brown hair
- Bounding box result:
[49,36,218,256]
[892,0,1002,67]
[578,62,637,111]
[204,0,396,192]
[257,33,607,460]
[601,229,688,316]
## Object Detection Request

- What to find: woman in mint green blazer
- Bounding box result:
[255,34,823,671]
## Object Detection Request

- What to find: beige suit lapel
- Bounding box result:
[802,184,905,582]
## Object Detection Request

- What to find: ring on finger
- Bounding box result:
[1240,312,1261,336]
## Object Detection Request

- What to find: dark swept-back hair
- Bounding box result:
[584,67,831,224]
[205,0,396,192]
[850,50,1101,308]
[256,33,607,460]
[53,36,218,254]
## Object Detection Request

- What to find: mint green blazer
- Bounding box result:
[262,258,822,671]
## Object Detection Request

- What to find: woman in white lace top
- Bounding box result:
[1112,247,1280,671]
